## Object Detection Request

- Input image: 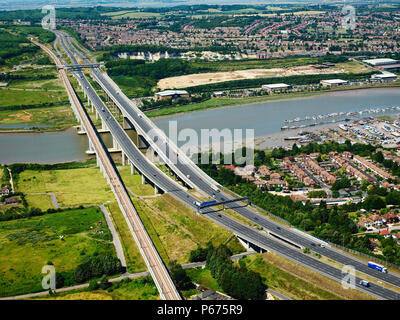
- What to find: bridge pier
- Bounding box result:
[96,110,99,120]
[154,185,160,195]
[113,137,120,150]
[102,119,108,131]
[88,140,94,152]
[121,151,126,166]
[141,174,146,185]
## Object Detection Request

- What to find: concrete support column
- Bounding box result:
[96,110,99,120]
[154,185,160,195]
[102,119,108,132]
[130,163,136,175]
[113,137,119,150]
[88,139,94,152]
[122,151,126,166]
[141,174,146,185]
[96,153,100,167]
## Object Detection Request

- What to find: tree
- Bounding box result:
[88,279,99,291]
[386,190,400,205]
[169,261,194,291]
[99,275,111,290]
[362,195,386,210]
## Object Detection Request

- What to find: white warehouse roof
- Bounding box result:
[155,90,189,96]
[320,79,348,84]
[372,72,398,79]
[363,58,398,66]
[262,83,291,89]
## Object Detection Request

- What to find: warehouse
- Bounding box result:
[155,90,190,101]
[261,83,292,93]
[363,58,398,66]
[371,72,398,82]
[320,79,349,87]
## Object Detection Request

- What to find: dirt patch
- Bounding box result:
[158,65,345,90]
[9,111,33,121]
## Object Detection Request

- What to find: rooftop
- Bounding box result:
[363,58,398,66]
[155,90,188,96]
[262,83,291,89]
[320,79,348,84]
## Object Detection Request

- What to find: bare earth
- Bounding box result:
[158,65,345,90]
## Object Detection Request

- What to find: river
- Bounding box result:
[0,88,399,164]
[153,88,400,147]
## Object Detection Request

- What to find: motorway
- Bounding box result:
[35,38,181,300]
[57,32,400,299]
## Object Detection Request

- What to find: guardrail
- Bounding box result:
[329,242,400,271]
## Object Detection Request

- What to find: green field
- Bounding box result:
[102,10,161,19]
[0,88,68,108]
[25,194,54,211]
[0,104,76,130]
[9,78,64,91]
[35,276,159,300]
[106,201,147,273]
[16,168,114,207]
[0,207,115,297]
[118,166,155,196]
[133,194,244,264]
[185,267,223,292]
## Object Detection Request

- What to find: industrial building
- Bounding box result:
[363,58,398,66]
[154,90,190,101]
[262,83,292,93]
[371,72,398,82]
[320,79,349,87]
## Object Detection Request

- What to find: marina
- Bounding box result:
[281,105,400,131]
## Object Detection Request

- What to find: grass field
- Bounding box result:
[9,78,64,91]
[186,267,223,292]
[25,194,54,211]
[242,253,375,300]
[0,105,76,130]
[106,201,147,273]
[133,194,244,265]
[16,168,114,207]
[103,10,161,19]
[0,207,115,297]
[118,166,155,196]
[35,276,159,300]
[0,89,68,108]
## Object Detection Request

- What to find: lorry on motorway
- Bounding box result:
[368,261,388,273]
[200,200,217,207]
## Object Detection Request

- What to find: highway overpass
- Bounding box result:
[37,36,181,300]
[56,31,400,300]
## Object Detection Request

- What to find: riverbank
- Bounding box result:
[146,83,400,119]
[0,125,80,134]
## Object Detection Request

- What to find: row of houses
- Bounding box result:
[224,164,288,189]
[358,212,400,229]
[329,152,376,183]
[299,156,337,185]
[353,154,395,181]
[283,157,316,187]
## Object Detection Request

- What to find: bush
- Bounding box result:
[74,254,122,283]
[88,279,99,291]
[99,275,111,290]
